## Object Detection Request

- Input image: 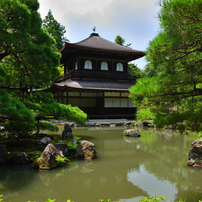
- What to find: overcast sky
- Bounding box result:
[38,0,161,69]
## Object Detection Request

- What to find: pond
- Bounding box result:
[0,127,202,202]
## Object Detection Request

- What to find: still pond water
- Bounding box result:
[1,127,202,202]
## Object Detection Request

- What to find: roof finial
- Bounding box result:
[93,26,96,33]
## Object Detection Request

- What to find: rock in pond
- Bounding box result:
[55,142,69,157]
[33,143,65,169]
[142,120,153,127]
[123,129,140,137]
[75,140,96,159]
[62,124,73,140]
[37,137,52,148]
[187,138,202,168]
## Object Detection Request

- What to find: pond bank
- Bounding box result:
[52,118,135,127]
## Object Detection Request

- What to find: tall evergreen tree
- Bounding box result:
[129,0,202,132]
[42,10,68,50]
[0,0,86,140]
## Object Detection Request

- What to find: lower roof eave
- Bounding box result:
[51,83,129,93]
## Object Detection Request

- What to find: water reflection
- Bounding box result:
[0,127,201,202]
[127,165,177,202]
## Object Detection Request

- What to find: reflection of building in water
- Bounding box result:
[103,139,139,156]
[100,177,108,186]
[84,178,92,188]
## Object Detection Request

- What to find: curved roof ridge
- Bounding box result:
[63,33,144,53]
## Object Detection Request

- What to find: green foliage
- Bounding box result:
[35,121,59,133]
[114,35,125,46]
[114,35,131,48]
[128,63,143,78]
[136,107,156,121]
[55,155,69,167]
[130,0,202,132]
[1,195,202,202]
[0,194,4,202]
[60,104,87,125]
[139,195,165,202]
[42,10,68,50]
[58,139,78,151]
[30,152,42,161]
[74,136,81,144]
[0,0,87,139]
[45,199,55,202]
[142,63,159,78]
[193,131,202,138]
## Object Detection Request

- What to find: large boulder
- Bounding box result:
[62,124,73,140]
[37,137,52,148]
[123,129,140,137]
[75,140,96,159]
[55,142,69,157]
[33,144,64,169]
[0,145,7,164]
[187,138,202,168]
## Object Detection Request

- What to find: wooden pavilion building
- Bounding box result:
[46,33,145,119]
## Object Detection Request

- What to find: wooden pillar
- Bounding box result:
[112,61,115,73]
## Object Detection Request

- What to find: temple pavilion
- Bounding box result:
[46,32,145,119]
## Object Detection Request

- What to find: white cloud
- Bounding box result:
[38,0,161,69]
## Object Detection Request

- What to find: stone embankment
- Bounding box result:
[0,124,96,168]
[53,119,135,128]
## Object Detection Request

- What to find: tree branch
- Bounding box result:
[0,115,15,120]
[0,86,28,92]
[0,51,10,61]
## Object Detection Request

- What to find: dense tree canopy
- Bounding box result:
[128,63,143,79]
[0,0,87,139]
[42,10,68,50]
[130,0,202,132]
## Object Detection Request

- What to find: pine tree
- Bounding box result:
[129,0,202,132]
[0,0,87,140]
[42,10,68,50]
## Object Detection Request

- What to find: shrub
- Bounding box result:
[136,107,156,120]
[55,155,69,167]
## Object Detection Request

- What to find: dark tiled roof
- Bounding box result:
[60,33,146,60]
[72,33,142,53]
[52,79,135,92]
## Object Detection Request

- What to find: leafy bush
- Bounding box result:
[30,152,42,161]
[55,155,69,167]
[136,107,156,121]
[139,195,165,202]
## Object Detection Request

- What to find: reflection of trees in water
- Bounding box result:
[2,128,201,202]
[136,130,202,201]
[0,164,36,201]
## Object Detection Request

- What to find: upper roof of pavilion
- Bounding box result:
[60,33,146,62]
